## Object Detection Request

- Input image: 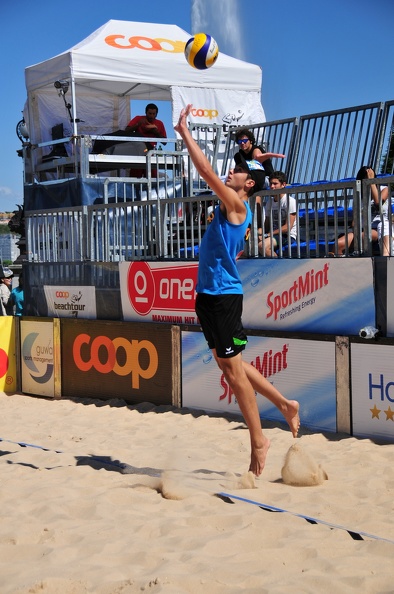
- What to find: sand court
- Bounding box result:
[1,392,393,593]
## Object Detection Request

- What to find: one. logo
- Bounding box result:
[127,261,197,316]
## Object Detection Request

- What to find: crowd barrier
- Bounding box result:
[1,257,393,443]
[25,174,394,262]
[1,314,393,443]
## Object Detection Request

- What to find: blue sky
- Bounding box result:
[1,0,394,212]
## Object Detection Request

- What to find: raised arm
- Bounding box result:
[175,105,247,220]
[367,168,389,205]
[252,146,285,163]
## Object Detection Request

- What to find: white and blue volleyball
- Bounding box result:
[184,33,219,70]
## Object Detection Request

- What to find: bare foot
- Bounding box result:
[283,400,300,438]
[249,437,270,477]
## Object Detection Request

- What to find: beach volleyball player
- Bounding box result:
[175,105,300,477]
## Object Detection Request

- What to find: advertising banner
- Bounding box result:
[20,320,54,397]
[44,286,97,319]
[120,259,375,336]
[351,343,394,441]
[386,260,394,337]
[0,317,16,393]
[120,261,199,325]
[239,258,375,335]
[182,331,336,433]
[171,87,265,128]
[61,319,174,404]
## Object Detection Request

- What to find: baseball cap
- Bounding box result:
[0,267,13,279]
[233,152,266,193]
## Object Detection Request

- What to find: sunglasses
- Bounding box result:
[237,138,249,144]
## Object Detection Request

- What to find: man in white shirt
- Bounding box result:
[259,171,297,257]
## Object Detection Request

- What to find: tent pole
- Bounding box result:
[71,77,78,137]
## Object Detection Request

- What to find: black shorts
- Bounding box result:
[195,293,248,358]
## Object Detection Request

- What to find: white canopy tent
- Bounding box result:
[24,20,266,146]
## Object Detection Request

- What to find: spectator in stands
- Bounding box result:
[175,104,300,477]
[259,171,297,257]
[0,267,13,316]
[123,103,167,178]
[126,103,167,150]
[235,128,285,191]
[10,273,24,316]
[337,166,392,256]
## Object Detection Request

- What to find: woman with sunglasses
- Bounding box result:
[234,128,285,190]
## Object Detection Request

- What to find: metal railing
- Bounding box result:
[25,190,216,263]
[22,100,394,264]
[23,101,394,190]
[378,100,394,175]
[220,117,298,178]
[288,102,384,183]
[25,175,394,262]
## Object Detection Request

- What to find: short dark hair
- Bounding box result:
[145,103,158,115]
[269,171,287,184]
[235,127,256,145]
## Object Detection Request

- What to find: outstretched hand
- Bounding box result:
[256,152,286,163]
[175,104,192,135]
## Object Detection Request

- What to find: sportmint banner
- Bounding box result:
[120,259,375,335]
[182,331,336,433]
[239,258,375,335]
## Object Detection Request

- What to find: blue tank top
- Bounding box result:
[196,202,252,295]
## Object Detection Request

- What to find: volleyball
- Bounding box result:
[184,33,219,70]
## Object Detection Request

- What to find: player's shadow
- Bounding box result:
[75,454,162,477]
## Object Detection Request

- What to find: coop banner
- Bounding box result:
[351,343,394,441]
[182,331,336,433]
[44,286,97,319]
[239,258,375,335]
[0,317,16,393]
[20,320,54,398]
[60,319,173,405]
[171,86,265,128]
[119,261,199,324]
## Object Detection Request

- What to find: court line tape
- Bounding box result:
[0,437,63,454]
[2,437,393,542]
[216,492,394,544]
[0,437,160,475]
[0,437,128,472]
